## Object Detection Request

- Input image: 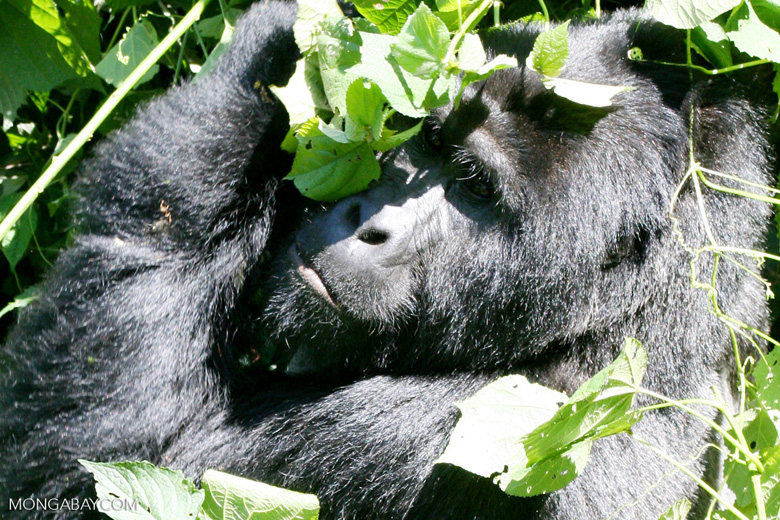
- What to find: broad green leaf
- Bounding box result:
[435,0,483,31]
[200,469,319,520]
[498,439,592,496]
[351,0,418,35]
[318,116,351,143]
[349,32,430,117]
[754,346,780,409]
[0,0,89,91]
[286,125,381,201]
[522,338,646,464]
[372,119,423,152]
[271,57,330,126]
[541,77,634,107]
[458,33,487,71]
[658,499,692,520]
[391,3,451,79]
[725,1,780,61]
[763,447,780,520]
[96,19,160,87]
[646,0,741,29]
[527,21,570,78]
[196,8,243,39]
[753,0,780,32]
[293,0,343,53]
[0,70,26,132]
[454,53,517,106]
[0,285,37,320]
[0,193,37,269]
[78,460,204,520]
[725,409,780,508]
[55,0,101,64]
[435,374,567,479]
[345,79,386,142]
[690,22,732,68]
[316,18,370,114]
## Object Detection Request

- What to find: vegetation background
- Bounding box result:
[0,0,660,338]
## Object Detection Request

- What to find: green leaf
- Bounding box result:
[0,193,37,269]
[0,0,90,91]
[345,79,385,142]
[646,0,742,29]
[78,460,204,520]
[349,32,430,117]
[55,0,101,64]
[200,470,319,520]
[391,3,451,79]
[351,0,419,35]
[96,19,160,87]
[690,22,733,68]
[286,124,381,201]
[657,499,692,520]
[316,18,372,114]
[541,77,634,107]
[527,21,570,78]
[753,0,780,32]
[725,408,780,508]
[458,33,487,71]
[0,286,37,319]
[271,56,330,126]
[435,374,568,479]
[755,346,780,410]
[498,439,592,497]
[725,1,780,61]
[521,338,646,466]
[293,0,343,53]
[371,119,423,152]
[435,0,483,31]
[196,8,243,40]
[0,70,26,132]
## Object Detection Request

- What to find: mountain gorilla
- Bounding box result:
[0,2,774,519]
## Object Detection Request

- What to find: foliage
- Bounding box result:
[79,460,319,520]
[4,1,780,520]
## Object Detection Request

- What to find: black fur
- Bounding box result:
[0,3,774,519]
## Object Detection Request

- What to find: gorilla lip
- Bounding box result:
[291,243,338,308]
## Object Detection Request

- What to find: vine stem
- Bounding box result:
[443,0,495,66]
[632,435,751,520]
[0,0,212,242]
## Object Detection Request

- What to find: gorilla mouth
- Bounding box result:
[290,243,338,308]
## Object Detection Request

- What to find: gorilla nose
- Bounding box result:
[344,202,391,246]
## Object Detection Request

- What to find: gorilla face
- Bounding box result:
[257,19,714,377]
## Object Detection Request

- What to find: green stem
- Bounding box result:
[0,0,212,242]
[635,57,770,76]
[753,473,767,520]
[634,386,764,472]
[537,0,550,28]
[106,8,131,51]
[443,0,494,66]
[632,435,751,520]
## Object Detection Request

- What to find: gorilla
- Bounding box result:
[0,2,774,519]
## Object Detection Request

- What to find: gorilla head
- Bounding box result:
[255,14,769,386]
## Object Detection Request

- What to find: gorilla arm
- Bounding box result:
[0,2,297,504]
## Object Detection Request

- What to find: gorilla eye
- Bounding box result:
[460,171,495,200]
[422,119,443,153]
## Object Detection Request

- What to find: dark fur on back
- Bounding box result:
[0,3,774,519]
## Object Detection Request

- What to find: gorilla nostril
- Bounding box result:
[357,228,389,245]
[345,203,361,231]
